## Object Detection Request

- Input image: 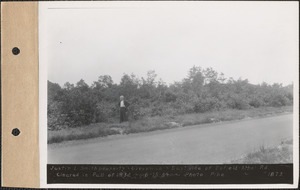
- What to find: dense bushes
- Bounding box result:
[48,66,293,130]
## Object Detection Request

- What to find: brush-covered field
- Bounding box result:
[48,106,292,144]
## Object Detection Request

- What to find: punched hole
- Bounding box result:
[12,47,20,55]
[12,128,20,136]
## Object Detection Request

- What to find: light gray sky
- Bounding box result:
[40,1,298,87]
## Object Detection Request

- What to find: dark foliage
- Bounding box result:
[48,66,293,130]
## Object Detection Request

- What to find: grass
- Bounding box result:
[231,139,293,164]
[48,123,120,144]
[48,106,292,144]
[172,106,292,127]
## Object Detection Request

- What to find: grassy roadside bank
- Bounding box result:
[231,139,293,164]
[48,106,293,144]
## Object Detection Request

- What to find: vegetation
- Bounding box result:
[48,66,293,132]
[48,105,292,144]
[231,139,293,163]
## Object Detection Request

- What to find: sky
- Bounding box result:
[39,1,299,87]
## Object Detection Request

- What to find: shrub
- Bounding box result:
[193,97,221,113]
[227,94,250,110]
[47,67,294,130]
[164,91,177,102]
[249,97,264,108]
[270,94,289,107]
[94,101,116,122]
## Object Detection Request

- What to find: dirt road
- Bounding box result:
[48,114,293,164]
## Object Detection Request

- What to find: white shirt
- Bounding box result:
[120,100,125,107]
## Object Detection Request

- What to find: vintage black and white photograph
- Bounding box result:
[39,1,298,187]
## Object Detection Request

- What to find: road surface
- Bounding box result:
[48,114,293,164]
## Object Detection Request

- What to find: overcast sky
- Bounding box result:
[39,1,298,87]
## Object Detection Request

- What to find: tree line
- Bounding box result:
[48,66,293,130]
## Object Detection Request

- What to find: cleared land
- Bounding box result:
[48,113,293,164]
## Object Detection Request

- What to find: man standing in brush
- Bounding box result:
[119,95,130,123]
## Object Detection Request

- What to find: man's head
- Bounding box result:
[120,95,124,101]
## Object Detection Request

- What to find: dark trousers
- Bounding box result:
[120,107,127,123]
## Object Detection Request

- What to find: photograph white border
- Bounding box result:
[39,1,299,188]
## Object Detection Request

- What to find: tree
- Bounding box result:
[140,70,158,99]
[59,79,96,126]
[119,73,140,99]
[92,75,114,89]
[183,66,205,97]
[63,82,74,90]
[142,70,157,86]
[47,65,293,130]
[48,81,62,101]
